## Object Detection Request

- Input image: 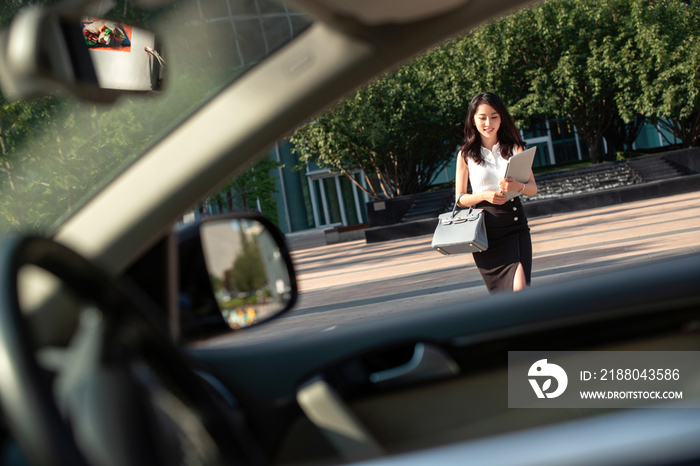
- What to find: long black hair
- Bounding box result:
[459,92,525,165]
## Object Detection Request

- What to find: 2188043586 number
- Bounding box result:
[600,369,680,381]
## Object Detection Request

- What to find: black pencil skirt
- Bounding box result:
[472,197,532,293]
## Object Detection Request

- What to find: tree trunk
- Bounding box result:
[577,125,604,164]
[589,137,603,164]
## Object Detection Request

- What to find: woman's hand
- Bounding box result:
[499,177,522,194]
[482,190,507,205]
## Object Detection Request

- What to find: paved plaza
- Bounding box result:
[212,191,700,346]
[291,191,699,297]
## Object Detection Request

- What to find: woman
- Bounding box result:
[455,92,537,293]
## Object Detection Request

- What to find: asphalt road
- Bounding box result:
[202,191,700,347]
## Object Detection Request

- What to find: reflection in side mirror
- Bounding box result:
[200,217,294,330]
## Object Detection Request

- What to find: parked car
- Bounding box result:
[0,0,699,465]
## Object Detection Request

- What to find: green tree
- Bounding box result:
[226,229,267,293]
[210,157,283,225]
[444,6,542,123]
[290,53,466,199]
[520,0,634,164]
[628,0,700,148]
[292,0,681,179]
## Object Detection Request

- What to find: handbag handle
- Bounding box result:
[452,194,472,218]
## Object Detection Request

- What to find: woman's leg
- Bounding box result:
[514,227,532,292]
[513,262,528,292]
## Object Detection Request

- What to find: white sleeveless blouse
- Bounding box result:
[466,143,508,194]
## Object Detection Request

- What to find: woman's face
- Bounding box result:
[473,103,500,143]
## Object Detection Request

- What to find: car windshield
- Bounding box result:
[0,0,311,237]
[3,0,699,348]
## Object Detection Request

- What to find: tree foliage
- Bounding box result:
[291,54,466,199]
[517,0,632,163]
[226,229,267,293]
[293,0,700,182]
[463,0,700,161]
[628,0,700,147]
[210,157,283,225]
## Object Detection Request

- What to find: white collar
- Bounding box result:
[480,142,500,155]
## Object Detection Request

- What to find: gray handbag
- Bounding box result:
[431,200,488,255]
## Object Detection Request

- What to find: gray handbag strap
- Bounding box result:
[452,194,472,218]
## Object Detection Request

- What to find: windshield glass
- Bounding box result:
[0,0,311,236]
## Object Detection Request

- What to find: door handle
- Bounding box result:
[369,343,460,386]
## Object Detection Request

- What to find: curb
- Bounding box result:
[523,173,700,217]
[364,174,700,243]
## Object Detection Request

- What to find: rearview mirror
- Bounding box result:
[0,5,163,102]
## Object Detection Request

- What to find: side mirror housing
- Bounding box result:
[177,212,298,341]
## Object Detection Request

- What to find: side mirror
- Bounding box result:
[177,212,298,340]
[0,5,163,102]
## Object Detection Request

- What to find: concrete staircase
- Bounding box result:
[526,161,641,202]
[400,190,453,223]
[627,154,691,182]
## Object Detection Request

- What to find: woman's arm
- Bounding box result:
[455,151,469,206]
[499,170,538,196]
[455,151,507,207]
[498,146,538,197]
[522,170,538,196]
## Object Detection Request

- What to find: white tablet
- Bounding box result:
[503,146,537,200]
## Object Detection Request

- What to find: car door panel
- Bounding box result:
[188,253,700,463]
